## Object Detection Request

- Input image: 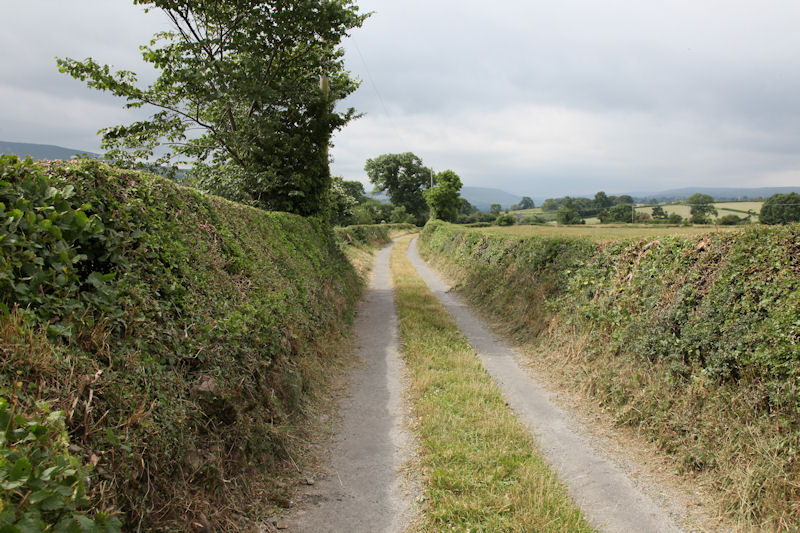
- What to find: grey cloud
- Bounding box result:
[3,0,800,196]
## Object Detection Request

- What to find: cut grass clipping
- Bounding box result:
[390,236,593,532]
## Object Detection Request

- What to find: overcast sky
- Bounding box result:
[2,1,800,197]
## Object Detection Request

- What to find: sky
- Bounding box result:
[2,1,800,198]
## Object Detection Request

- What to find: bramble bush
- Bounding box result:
[0,395,121,531]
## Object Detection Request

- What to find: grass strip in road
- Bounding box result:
[390,236,594,532]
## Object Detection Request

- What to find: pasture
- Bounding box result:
[636,201,763,221]
[477,223,743,241]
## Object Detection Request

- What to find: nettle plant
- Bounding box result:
[0,396,121,531]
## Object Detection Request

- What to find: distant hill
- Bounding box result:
[460,187,522,211]
[0,141,100,161]
[629,186,800,202]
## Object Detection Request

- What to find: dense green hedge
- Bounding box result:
[420,220,800,528]
[0,156,362,529]
[334,222,416,248]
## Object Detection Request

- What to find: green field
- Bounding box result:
[508,206,558,222]
[636,201,763,221]
[511,201,762,225]
[479,223,743,241]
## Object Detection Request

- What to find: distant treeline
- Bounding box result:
[541,192,634,217]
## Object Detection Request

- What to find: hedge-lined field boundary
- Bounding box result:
[0,156,365,530]
[419,221,800,530]
[334,222,417,248]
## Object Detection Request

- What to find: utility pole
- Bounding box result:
[319,69,331,178]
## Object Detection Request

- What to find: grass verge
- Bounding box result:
[390,235,593,532]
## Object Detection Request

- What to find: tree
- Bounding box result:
[365,153,431,225]
[327,176,359,226]
[489,204,502,215]
[424,170,463,222]
[594,191,612,209]
[495,213,516,226]
[760,193,800,224]
[614,195,634,205]
[687,193,717,224]
[459,198,479,215]
[667,213,683,224]
[341,180,368,204]
[517,196,535,210]
[390,205,416,224]
[598,203,634,223]
[541,198,560,212]
[58,0,367,217]
[557,207,583,225]
[651,205,667,219]
[718,214,746,225]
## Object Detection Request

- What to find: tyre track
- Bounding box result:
[287,243,416,533]
[406,237,684,533]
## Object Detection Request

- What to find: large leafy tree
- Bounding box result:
[424,169,463,222]
[518,196,535,210]
[364,152,432,225]
[687,193,717,224]
[58,0,367,216]
[760,192,800,224]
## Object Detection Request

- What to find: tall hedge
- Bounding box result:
[419,221,800,528]
[0,156,362,529]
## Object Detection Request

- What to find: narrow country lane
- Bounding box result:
[406,237,684,533]
[287,243,416,532]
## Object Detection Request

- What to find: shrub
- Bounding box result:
[717,214,746,225]
[519,214,545,225]
[667,213,683,224]
[494,213,516,226]
[465,222,492,228]
[0,156,124,334]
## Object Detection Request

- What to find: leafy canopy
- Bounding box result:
[687,193,717,224]
[364,152,432,225]
[424,169,463,222]
[58,0,367,216]
[760,192,800,224]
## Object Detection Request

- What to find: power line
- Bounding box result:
[350,36,406,146]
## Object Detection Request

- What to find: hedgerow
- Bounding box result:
[0,156,362,530]
[419,220,800,529]
[334,222,416,249]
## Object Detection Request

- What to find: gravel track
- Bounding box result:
[286,243,416,533]
[406,237,684,533]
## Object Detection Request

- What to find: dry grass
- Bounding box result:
[390,235,593,532]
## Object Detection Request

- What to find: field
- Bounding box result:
[511,201,763,225]
[478,223,743,241]
[636,201,763,221]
